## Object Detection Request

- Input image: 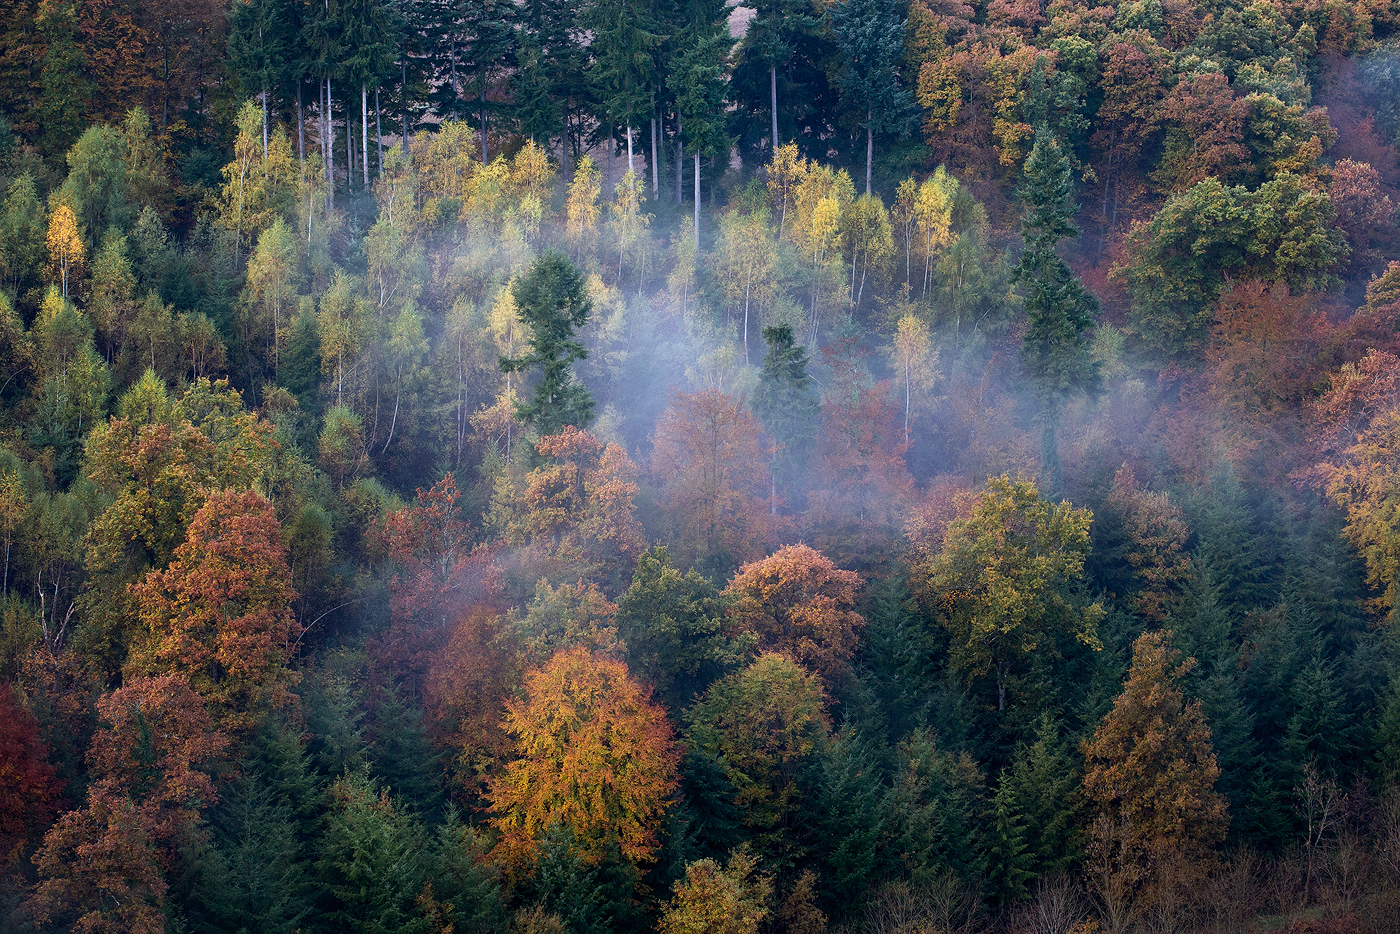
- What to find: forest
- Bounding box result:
[1,0,1400,931]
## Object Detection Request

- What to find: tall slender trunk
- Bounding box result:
[262,88,269,161]
[771,65,779,149]
[324,77,333,211]
[694,152,700,242]
[626,123,633,175]
[376,87,383,177]
[650,91,659,199]
[676,115,684,205]
[866,108,873,195]
[346,102,354,194]
[297,81,304,162]
[401,56,409,154]
[362,83,369,187]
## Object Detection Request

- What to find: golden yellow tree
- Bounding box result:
[659,846,772,934]
[488,646,678,867]
[1082,629,1227,924]
[566,155,602,240]
[889,312,938,441]
[45,204,85,298]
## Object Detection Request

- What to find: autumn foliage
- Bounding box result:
[489,646,678,867]
[131,489,299,732]
[722,544,864,679]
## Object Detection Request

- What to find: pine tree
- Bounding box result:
[752,324,818,513]
[826,0,915,195]
[667,19,731,240]
[34,1,91,158]
[985,777,1034,905]
[499,250,595,434]
[1014,127,1100,493]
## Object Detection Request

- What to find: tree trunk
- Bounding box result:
[650,91,659,199]
[297,81,304,162]
[346,106,354,193]
[325,76,333,211]
[866,108,873,196]
[771,65,779,149]
[676,115,684,205]
[401,56,409,155]
[262,88,269,162]
[362,83,370,188]
[694,152,701,242]
[376,87,383,178]
[626,123,633,175]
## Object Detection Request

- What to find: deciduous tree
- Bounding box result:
[723,544,864,679]
[659,846,773,934]
[652,389,773,573]
[489,646,678,867]
[910,475,1103,711]
[131,490,300,734]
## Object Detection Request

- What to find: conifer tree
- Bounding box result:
[1083,630,1227,878]
[1015,127,1099,492]
[500,250,595,434]
[826,0,914,195]
[752,324,818,513]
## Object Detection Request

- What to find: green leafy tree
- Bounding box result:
[500,250,595,434]
[1014,128,1099,491]
[616,546,747,713]
[910,475,1103,712]
[658,845,773,934]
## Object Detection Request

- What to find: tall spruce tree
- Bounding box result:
[1015,127,1100,493]
[667,18,731,239]
[826,0,914,195]
[500,250,596,434]
[584,0,660,178]
[752,324,818,513]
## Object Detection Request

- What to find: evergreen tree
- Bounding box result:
[228,0,301,154]
[826,0,915,195]
[1014,127,1100,492]
[751,324,817,512]
[584,0,659,176]
[34,1,91,158]
[667,19,731,239]
[458,0,516,163]
[500,249,595,434]
[366,687,445,821]
[984,777,1034,905]
[738,0,816,150]
[426,810,506,934]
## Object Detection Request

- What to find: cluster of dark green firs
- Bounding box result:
[2,1,1400,933]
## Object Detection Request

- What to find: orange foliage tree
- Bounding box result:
[722,544,864,679]
[488,646,678,867]
[490,426,645,590]
[1304,349,1400,617]
[131,489,299,734]
[651,388,773,573]
[30,674,226,932]
[1082,630,1227,886]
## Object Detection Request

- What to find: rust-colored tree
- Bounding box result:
[723,544,864,680]
[29,674,225,932]
[806,341,913,567]
[488,646,678,868]
[423,607,519,800]
[651,389,774,573]
[0,684,60,867]
[131,489,300,734]
[1304,349,1400,617]
[1095,466,1192,623]
[490,426,645,590]
[1082,630,1227,913]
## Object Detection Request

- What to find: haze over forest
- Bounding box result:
[1,0,1400,932]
